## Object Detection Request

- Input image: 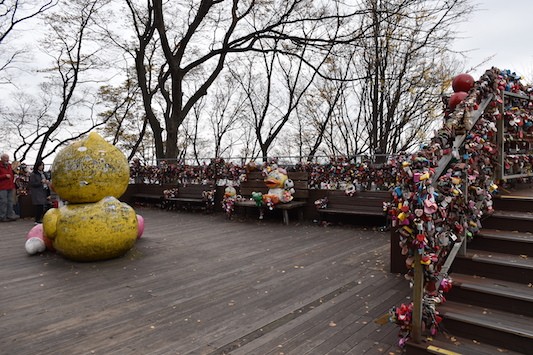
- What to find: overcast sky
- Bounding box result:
[453,0,533,82]
[3,0,533,162]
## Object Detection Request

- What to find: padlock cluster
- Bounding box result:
[500,88,533,177]
[389,67,521,345]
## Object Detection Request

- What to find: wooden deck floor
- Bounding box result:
[0,207,409,355]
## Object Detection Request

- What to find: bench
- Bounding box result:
[234,171,309,225]
[316,190,390,225]
[130,184,169,208]
[164,183,216,213]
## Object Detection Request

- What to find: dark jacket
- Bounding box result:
[29,171,49,205]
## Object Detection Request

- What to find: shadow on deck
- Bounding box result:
[0,208,409,355]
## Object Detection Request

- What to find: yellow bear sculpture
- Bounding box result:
[43,132,140,261]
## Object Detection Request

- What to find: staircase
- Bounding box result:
[406,191,533,354]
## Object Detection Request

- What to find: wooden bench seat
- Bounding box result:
[317,190,389,223]
[234,171,309,225]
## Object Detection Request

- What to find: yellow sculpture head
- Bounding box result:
[51,132,130,203]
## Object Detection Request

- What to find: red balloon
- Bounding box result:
[452,73,475,92]
[448,91,468,110]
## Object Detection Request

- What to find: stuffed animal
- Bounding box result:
[202,189,216,210]
[251,191,263,206]
[222,186,237,218]
[25,224,53,255]
[262,166,294,206]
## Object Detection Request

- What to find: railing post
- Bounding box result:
[411,253,424,343]
[497,89,505,180]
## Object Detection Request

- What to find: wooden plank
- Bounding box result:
[465,250,533,269]
[451,273,533,302]
[439,301,533,337]
[479,229,533,243]
[165,197,203,203]
[318,209,384,216]
[131,193,162,199]
[325,199,385,208]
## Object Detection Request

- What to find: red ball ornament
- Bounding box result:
[452,73,475,92]
[448,91,468,110]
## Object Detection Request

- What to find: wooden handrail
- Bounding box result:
[433,94,494,179]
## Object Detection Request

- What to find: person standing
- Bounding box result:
[29,161,51,224]
[0,153,19,222]
[11,161,23,216]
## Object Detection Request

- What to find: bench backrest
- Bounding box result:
[238,171,309,200]
[177,183,215,199]
[133,184,175,196]
[325,190,389,212]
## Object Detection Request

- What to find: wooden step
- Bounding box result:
[406,333,523,355]
[452,249,533,284]
[493,195,533,213]
[470,229,533,255]
[438,301,533,354]
[448,273,533,317]
[482,210,533,233]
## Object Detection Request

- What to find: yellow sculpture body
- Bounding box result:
[43,132,139,261]
[51,132,129,203]
[43,197,138,261]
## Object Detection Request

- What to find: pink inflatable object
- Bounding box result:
[25,224,54,255]
[137,214,145,239]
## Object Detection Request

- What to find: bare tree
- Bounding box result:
[181,96,207,164]
[117,0,363,160]
[293,53,353,161]
[353,0,472,156]
[0,0,118,162]
[0,0,56,84]
[1,91,53,162]
[230,34,332,162]
[207,73,248,159]
[31,0,112,161]
[96,74,149,161]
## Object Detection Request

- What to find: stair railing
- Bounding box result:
[410,93,493,343]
